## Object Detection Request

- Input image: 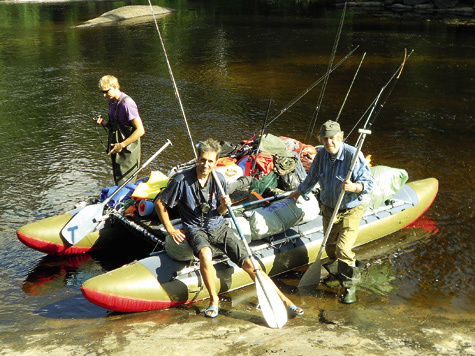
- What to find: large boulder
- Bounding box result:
[75,6,176,28]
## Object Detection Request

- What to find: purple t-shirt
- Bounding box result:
[108,93,139,127]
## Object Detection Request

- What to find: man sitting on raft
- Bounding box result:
[154,138,304,319]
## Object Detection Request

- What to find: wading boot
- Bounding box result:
[321,260,340,287]
[337,260,366,304]
[340,286,357,304]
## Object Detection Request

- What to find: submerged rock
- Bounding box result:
[75,5,176,28]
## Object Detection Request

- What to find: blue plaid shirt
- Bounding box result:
[297,143,373,210]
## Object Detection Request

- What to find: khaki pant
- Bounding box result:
[321,204,364,266]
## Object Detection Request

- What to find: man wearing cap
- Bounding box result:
[289,120,373,303]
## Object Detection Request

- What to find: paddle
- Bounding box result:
[61,139,172,245]
[298,129,370,288]
[211,170,288,329]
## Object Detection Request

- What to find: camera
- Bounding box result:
[201,202,211,215]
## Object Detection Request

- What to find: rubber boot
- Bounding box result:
[340,285,357,304]
[321,260,339,287]
[337,260,365,304]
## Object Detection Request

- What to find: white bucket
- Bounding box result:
[215,162,243,185]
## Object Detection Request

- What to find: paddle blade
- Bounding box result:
[61,203,106,245]
[255,272,288,329]
[298,260,322,288]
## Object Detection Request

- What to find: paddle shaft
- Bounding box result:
[211,170,287,328]
[102,139,172,207]
[61,139,172,245]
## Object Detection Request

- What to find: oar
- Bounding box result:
[211,170,288,329]
[61,139,172,245]
[298,130,370,288]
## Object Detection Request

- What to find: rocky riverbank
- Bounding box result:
[336,0,474,19]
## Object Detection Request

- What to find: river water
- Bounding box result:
[0,1,473,354]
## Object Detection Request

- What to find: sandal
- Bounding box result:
[288,305,304,316]
[204,305,220,318]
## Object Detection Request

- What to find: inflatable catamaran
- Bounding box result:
[17,134,438,313]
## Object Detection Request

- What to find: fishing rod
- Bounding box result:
[363,49,412,129]
[250,98,272,176]
[264,45,359,130]
[348,49,413,144]
[305,3,347,144]
[92,113,109,151]
[148,3,197,160]
[229,46,359,156]
[335,52,366,122]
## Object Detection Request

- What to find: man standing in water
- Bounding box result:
[154,138,304,318]
[290,120,373,304]
[95,75,145,185]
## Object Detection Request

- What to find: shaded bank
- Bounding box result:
[338,0,474,18]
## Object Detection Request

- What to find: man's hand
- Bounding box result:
[220,195,231,208]
[217,195,231,215]
[108,142,124,155]
[288,190,301,203]
[93,115,104,126]
[168,227,187,244]
[342,179,361,193]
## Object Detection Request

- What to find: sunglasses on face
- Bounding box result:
[101,88,111,94]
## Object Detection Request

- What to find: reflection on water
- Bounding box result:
[0,0,473,351]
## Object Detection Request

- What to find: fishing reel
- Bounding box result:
[93,113,103,123]
[93,113,111,129]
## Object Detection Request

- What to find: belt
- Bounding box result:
[323,204,351,213]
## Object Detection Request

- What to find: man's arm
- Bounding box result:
[108,117,145,155]
[154,198,186,244]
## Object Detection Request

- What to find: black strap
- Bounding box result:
[195,172,214,206]
[114,95,130,122]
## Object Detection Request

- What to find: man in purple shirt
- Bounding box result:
[290,120,373,303]
[96,75,145,185]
